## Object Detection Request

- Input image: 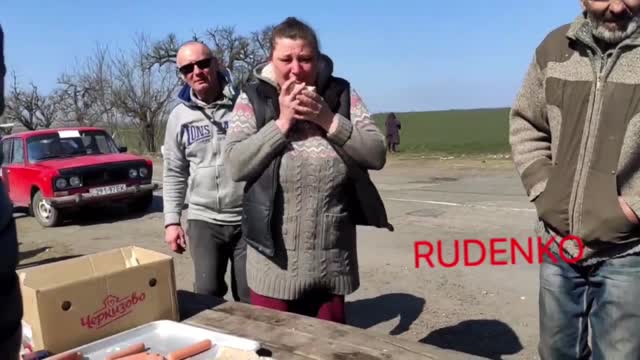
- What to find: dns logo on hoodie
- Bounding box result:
[184,124,212,146]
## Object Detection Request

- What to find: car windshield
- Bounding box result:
[27,130,120,163]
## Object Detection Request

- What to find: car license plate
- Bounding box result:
[89,184,127,196]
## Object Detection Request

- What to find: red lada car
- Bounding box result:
[0,127,158,227]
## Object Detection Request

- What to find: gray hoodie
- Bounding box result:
[162,70,244,226]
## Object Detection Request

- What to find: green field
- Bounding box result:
[113,107,512,157]
[372,108,511,156]
[111,127,166,155]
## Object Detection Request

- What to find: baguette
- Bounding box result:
[217,347,261,360]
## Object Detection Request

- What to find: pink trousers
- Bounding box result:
[249,289,346,324]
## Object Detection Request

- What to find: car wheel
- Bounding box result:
[129,192,153,213]
[32,190,62,227]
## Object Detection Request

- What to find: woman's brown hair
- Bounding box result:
[269,17,320,59]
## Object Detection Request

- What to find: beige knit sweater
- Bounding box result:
[224,63,386,300]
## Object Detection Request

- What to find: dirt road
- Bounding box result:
[14,156,542,359]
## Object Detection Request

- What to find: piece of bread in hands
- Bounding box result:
[217,347,262,360]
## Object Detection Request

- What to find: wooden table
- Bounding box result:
[178,291,487,360]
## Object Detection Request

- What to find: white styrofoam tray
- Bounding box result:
[45,320,261,359]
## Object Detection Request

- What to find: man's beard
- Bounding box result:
[587,11,640,43]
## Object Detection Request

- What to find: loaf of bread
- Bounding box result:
[216,347,262,360]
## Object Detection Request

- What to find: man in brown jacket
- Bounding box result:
[510,1,640,358]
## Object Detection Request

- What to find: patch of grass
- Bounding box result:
[110,107,511,158]
[111,127,165,155]
[372,108,511,156]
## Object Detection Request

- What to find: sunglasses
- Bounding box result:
[178,58,213,76]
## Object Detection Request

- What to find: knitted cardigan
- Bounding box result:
[224,63,386,300]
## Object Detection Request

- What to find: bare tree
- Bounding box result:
[207,25,274,85]
[147,25,274,87]
[36,89,62,129]
[251,26,273,58]
[111,34,179,153]
[57,73,98,126]
[207,26,247,72]
[248,25,274,68]
[87,45,122,134]
[58,44,120,131]
[145,33,192,68]
[5,72,61,130]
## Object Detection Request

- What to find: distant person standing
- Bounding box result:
[0,24,23,360]
[385,112,401,152]
[162,41,249,303]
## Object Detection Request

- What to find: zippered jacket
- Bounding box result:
[162,70,244,226]
[510,15,640,261]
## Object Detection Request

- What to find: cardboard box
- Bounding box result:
[18,246,179,354]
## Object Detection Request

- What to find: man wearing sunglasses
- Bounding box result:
[163,41,249,303]
[510,0,640,358]
[0,24,23,360]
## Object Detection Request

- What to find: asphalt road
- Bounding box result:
[15,156,543,359]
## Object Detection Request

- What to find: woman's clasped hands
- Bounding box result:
[275,76,334,134]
